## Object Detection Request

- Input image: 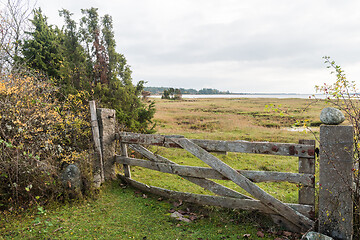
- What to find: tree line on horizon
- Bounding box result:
[144,86,231,95]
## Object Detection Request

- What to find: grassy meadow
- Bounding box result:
[1,97,330,239]
[130,97,327,203]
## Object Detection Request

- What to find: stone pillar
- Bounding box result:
[319,125,353,240]
[97,108,116,181]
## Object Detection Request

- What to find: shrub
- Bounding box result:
[0,71,92,210]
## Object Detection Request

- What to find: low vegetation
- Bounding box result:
[0,72,93,210]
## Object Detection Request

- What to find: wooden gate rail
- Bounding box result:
[117,174,314,218]
[116,132,316,158]
[116,156,313,186]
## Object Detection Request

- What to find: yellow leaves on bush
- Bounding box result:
[0,73,91,162]
[0,72,93,207]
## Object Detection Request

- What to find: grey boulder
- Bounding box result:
[61,164,82,191]
[302,232,333,240]
[320,107,345,125]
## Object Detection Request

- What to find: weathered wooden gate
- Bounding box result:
[90,102,354,239]
[115,132,316,232]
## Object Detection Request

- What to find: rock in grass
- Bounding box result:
[61,164,82,198]
[320,107,345,125]
[302,231,333,240]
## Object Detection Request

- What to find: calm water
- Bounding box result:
[150,94,325,99]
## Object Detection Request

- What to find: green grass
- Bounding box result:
[1,183,281,240]
[128,147,301,203]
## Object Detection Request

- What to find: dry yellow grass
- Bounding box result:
[130,97,330,203]
[152,97,328,142]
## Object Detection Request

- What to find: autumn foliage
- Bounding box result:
[0,3,156,210]
[0,72,92,210]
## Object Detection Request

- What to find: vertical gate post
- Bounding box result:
[298,139,316,218]
[97,108,116,181]
[89,101,104,187]
[319,125,353,240]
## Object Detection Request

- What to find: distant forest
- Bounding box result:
[144,87,231,95]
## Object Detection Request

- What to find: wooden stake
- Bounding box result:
[89,101,104,185]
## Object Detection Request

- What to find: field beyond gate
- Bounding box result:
[116,131,316,232]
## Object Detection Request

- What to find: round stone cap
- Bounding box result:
[320,107,345,125]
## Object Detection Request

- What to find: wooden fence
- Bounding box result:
[90,102,354,239]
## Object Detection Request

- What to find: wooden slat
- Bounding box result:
[89,101,104,183]
[118,175,314,219]
[116,156,314,186]
[298,140,316,216]
[117,132,315,158]
[129,144,252,200]
[170,138,314,232]
[120,143,131,178]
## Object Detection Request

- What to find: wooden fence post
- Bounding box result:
[319,125,353,240]
[298,139,315,218]
[89,101,104,187]
[97,108,116,181]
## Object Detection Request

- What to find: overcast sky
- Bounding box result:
[30,1,360,93]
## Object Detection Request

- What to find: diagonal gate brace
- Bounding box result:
[170,138,314,232]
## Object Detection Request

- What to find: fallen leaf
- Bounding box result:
[170,211,183,218]
[172,200,183,207]
[189,215,197,221]
[53,227,63,232]
[243,233,251,238]
[283,231,292,237]
[178,210,186,214]
[170,211,192,222]
[257,231,264,238]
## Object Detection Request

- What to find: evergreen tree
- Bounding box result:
[58,9,89,93]
[21,8,63,80]
[20,7,155,133]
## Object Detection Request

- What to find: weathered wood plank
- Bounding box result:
[97,108,116,180]
[298,140,316,214]
[170,138,314,232]
[116,155,314,186]
[120,143,131,178]
[129,144,252,200]
[89,101,104,186]
[117,132,315,158]
[118,175,314,219]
